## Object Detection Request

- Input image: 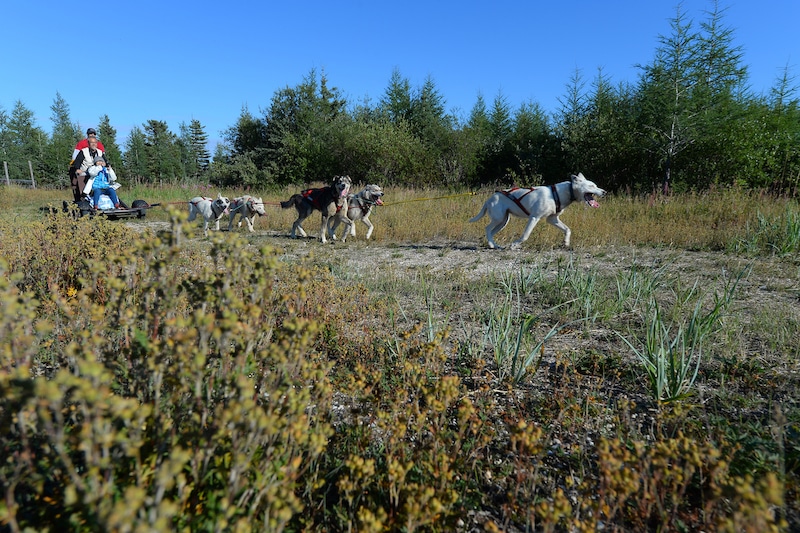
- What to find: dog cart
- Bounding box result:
[59,169,160,219]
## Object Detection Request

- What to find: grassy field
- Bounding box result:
[1,183,799,531]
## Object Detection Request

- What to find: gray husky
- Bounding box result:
[328,184,384,242]
[228,195,266,233]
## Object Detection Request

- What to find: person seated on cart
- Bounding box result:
[86,155,120,210]
[70,136,105,203]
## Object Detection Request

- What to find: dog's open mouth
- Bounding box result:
[584,193,600,208]
[375,198,384,206]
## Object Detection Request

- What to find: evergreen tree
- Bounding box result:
[409,75,452,150]
[260,68,348,185]
[636,5,699,192]
[143,120,181,182]
[580,70,641,190]
[0,105,8,163]
[760,67,800,192]
[44,92,78,186]
[122,126,148,183]
[225,106,266,156]
[98,115,122,170]
[461,93,492,185]
[380,69,413,124]
[684,1,749,185]
[177,122,198,180]
[555,68,589,173]
[511,100,553,182]
[481,91,515,181]
[189,119,210,176]
[4,101,47,181]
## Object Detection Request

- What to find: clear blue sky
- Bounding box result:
[2,0,797,152]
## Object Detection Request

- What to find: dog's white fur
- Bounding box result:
[470,173,605,249]
[328,184,384,242]
[188,193,231,236]
[228,195,266,232]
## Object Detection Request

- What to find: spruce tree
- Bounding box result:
[189,119,210,176]
[45,92,79,186]
[5,101,46,182]
[122,126,148,183]
[98,115,122,170]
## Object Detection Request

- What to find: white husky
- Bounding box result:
[188,193,231,236]
[328,184,384,242]
[469,173,605,249]
[228,195,266,233]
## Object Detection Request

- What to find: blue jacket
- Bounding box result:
[93,167,111,190]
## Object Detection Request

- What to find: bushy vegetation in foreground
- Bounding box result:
[1,188,799,531]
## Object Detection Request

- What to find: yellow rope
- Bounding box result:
[381,191,478,207]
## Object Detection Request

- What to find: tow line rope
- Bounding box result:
[158,191,478,209]
[379,191,477,207]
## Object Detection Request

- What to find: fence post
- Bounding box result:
[28,161,36,189]
[3,162,8,186]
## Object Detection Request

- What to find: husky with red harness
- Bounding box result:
[228,195,266,233]
[469,173,605,249]
[327,183,384,242]
[280,175,352,243]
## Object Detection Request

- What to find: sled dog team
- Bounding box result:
[188,176,385,240]
[187,172,606,248]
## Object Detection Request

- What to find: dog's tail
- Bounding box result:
[280,195,302,209]
[469,202,487,223]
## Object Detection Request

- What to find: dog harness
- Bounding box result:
[229,198,256,213]
[210,200,225,218]
[499,187,535,216]
[189,197,211,207]
[351,196,377,216]
[189,197,226,219]
[301,189,323,210]
[550,185,562,213]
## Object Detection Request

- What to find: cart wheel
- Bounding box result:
[132,200,149,219]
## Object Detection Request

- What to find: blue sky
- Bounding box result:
[1,1,797,151]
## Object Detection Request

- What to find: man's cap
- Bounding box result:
[87,128,97,136]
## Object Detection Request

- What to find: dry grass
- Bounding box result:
[10,182,791,251]
[1,183,799,531]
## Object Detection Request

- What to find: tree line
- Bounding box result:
[0,98,212,188]
[2,5,798,194]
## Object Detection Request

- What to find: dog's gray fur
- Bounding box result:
[470,173,605,249]
[188,193,231,236]
[280,175,352,243]
[228,195,266,233]
[328,184,384,242]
